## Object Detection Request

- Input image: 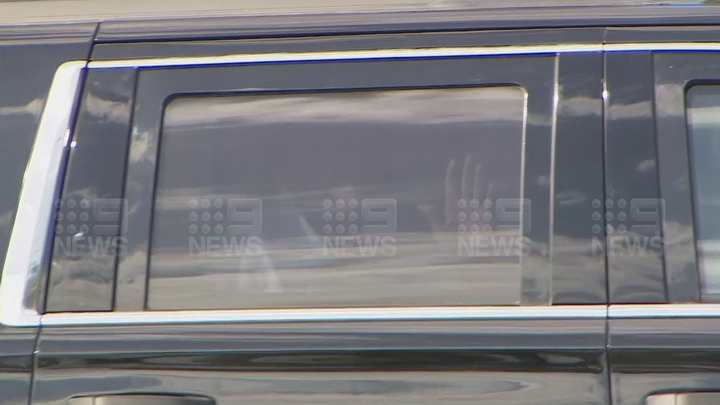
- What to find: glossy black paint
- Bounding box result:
[604,51,665,303]
[35,319,607,405]
[91,28,604,60]
[94,6,720,43]
[552,52,606,304]
[652,53,710,303]
[0,326,42,405]
[606,26,720,43]
[46,69,137,312]
[607,50,720,405]
[0,22,95,405]
[610,318,720,405]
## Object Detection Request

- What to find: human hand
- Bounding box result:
[419,155,495,233]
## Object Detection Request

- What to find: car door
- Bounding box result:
[605,30,720,405]
[14,30,607,405]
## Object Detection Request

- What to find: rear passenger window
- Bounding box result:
[687,85,720,301]
[148,86,528,310]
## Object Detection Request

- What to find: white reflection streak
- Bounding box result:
[655,83,685,118]
[0,98,44,117]
[518,86,529,272]
[547,56,560,301]
[688,105,720,126]
[84,92,131,123]
[164,88,526,127]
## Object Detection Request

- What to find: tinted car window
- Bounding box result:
[687,85,720,301]
[148,86,528,310]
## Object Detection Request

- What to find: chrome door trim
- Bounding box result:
[86,43,720,71]
[37,303,720,326]
[608,304,720,318]
[0,61,86,327]
[87,43,603,69]
[604,43,720,52]
[11,42,720,327]
[40,305,609,326]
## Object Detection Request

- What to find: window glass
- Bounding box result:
[148,87,528,310]
[687,85,720,301]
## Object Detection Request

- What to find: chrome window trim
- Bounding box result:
[604,43,720,52]
[86,43,720,71]
[41,306,608,326]
[9,42,720,328]
[87,43,603,69]
[38,304,720,326]
[607,304,720,318]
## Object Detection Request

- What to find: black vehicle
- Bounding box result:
[2,1,720,405]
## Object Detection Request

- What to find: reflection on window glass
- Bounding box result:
[148,87,528,310]
[687,85,720,300]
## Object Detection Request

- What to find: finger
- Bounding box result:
[486,182,496,205]
[444,159,458,223]
[472,163,483,203]
[460,155,475,202]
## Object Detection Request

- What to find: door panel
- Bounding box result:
[35,34,607,405]
[610,318,720,405]
[608,50,720,405]
[36,320,608,405]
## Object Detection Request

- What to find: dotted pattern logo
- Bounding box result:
[322,198,360,235]
[188,199,226,235]
[592,198,664,236]
[591,198,629,235]
[456,198,494,234]
[54,198,92,236]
